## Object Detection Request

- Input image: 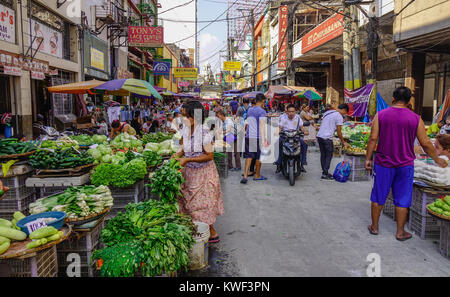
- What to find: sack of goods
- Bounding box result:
[414,157,450,185]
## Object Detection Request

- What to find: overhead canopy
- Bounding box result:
[48,80,105,94]
[265,85,317,99]
[243,91,264,99]
[93,79,162,100]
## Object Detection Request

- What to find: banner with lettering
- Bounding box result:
[344,84,375,118]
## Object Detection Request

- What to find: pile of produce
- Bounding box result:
[92,199,196,277]
[110,133,143,153]
[142,132,173,144]
[40,136,79,150]
[69,134,108,146]
[213,151,226,169]
[349,131,370,149]
[149,159,184,205]
[0,138,37,156]
[144,139,177,156]
[91,158,147,188]
[427,196,450,218]
[142,151,163,168]
[29,147,94,169]
[29,185,114,219]
[87,144,127,165]
[414,158,450,185]
[339,124,371,140]
[0,212,63,254]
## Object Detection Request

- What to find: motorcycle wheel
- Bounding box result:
[289,161,295,186]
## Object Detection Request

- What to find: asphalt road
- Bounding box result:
[184,147,450,277]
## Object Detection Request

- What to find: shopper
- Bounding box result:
[229,97,239,115]
[173,100,224,243]
[316,104,350,180]
[241,94,268,184]
[435,134,450,159]
[149,120,160,133]
[110,119,136,139]
[130,110,143,136]
[366,87,448,241]
[217,110,241,171]
[300,104,318,143]
[275,104,309,173]
[142,117,153,134]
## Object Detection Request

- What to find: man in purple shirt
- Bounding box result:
[229,98,239,115]
[366,87,447,241]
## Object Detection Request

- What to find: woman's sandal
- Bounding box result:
[368,225,378,235]
[209,236,220,243]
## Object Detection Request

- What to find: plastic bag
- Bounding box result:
[333,161,351,183]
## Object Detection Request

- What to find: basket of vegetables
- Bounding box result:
[28,147,95,173]
[29,185,114,225]
[426,196,450,221]
[0,138,37,160]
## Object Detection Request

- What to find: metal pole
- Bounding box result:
[251,9,256,91]
[343,1,353,92]
[195,0,198,70]
[351,5,362,89]
[367,17,379,117]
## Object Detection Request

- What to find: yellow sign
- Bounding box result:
[225,74,235,83]
[173,67,198,78]
[223,61,242,71]
[90,47,104,71]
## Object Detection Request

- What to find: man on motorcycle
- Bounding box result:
[275,104,309,173]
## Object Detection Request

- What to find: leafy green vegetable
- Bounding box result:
[149,159,184,207]
[90,159,147,188]
[142,132,173,144]
[29,147,94,169]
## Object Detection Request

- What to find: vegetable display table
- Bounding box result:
[0,225,72,277]
[25,172,91,198]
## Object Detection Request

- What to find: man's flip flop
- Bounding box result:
[396,232,412,241]
[368,225,378,235]
[253,176,268,181]
[209,236,220,243]
[240,178,248,184]
[242,172,255,177]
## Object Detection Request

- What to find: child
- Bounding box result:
[439,115,450,135]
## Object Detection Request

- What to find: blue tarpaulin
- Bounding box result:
[363,93,389,122]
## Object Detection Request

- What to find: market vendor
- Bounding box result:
[435,134,450,159]
[172,100,224,244]
[109,119,136,139]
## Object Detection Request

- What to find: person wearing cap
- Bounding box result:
[110,119,136,139]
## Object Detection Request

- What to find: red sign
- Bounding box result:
[278,6,288,70]
[128,26,163,48]
[302,13,344,54]
[178,81,190,87]
[3,66,21,76]
[31,71,45,80]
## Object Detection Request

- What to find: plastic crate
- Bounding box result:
[439,220,450,260]
[57,246,98,277]
[107,190,145,221]
[344,154,366,170]
[408,210,441,240]
[1,172,33,188]
[349,168,370,182]
[382,194,396,221]
[2,186,35,200]
[0,245,57,277]
[58,220,104,252]
[0,193,36,220]
[411,185,449,217]
[37,186,67,199]
[109,180,145,197]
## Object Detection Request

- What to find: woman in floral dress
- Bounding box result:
[172,101,224,243]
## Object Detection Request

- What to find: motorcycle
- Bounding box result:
[279,121,310,186]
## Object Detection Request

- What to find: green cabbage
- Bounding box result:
[101,154,112,163]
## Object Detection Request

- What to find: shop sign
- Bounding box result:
[173,67,198,79]
[302,13,344,54]
[128,26,163,48]
[278,5,288,70]
[344,84,374,117]
[153,60,171,75]
[90,47,104,71]
[178,81,190,87]
[0,50,21,68]
[225,74,235,83]
[48,68,58,75]
[31,71,45,80]
[3,66,21,76]
[223,61,241,71]
[30,19,63,59]
[0,3,15,44]
[21,57,49,73]
[117,67,134,79]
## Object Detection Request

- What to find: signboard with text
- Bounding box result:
[30,19,63,59]
[173,68,198,79]
[153,60,171,75]
[90,47,105,71]
[178,81,190,87]
[128,26,163,48]
[302,13,344,54]
[0,3,15,44]
[278,5,288,70]
[223,61,241,71]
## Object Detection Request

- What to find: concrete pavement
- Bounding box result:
[185,148,450,277]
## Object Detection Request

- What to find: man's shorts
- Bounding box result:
[370,163,414,208]
[243,137,261,160]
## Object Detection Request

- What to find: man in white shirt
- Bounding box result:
[275,104,309,173]
[316,104,350,180]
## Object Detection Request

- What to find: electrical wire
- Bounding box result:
[159,0,195,15]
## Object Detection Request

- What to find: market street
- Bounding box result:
[187,149,450,277]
